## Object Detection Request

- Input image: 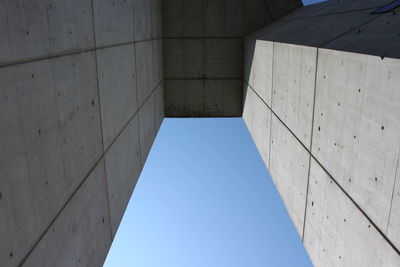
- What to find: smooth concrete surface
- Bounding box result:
[163,0,301,117]
[0,0,163,266]
[283,0,390,20]
[0,52,102,267]
[0,0,94,66]
[256,9,381,47]
[243,84,271,169]
[3,0,400,266]
[93,0,135,46]
[104,115,141,237]
[304,159,400,267]
[272,43,317,149]
[312,49,400,235]
[134,0,152,41]
[323,7,400,59]
[269,114,310,237]
[245,40,274,107]
[96,44,137,149]
[22,160,112,267]
[243,1,400,264]
[139,92,157,166]
[165,79,242,117]
[253,1,400,59]
[389,161,400,250]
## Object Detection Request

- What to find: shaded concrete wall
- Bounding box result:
[163,0,301,117]
[0,0,163,266]
[243,1,400,265]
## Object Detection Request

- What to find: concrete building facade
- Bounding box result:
[0,0,399,266]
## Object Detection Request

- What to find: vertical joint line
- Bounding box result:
[132,0,143,168]
[268,42,275,168]
[386,145,400,233]
[263,1,275,21]
[302,48,319,242]
[90,0,113,241]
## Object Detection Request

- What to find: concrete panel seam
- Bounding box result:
[386,146,400,233]
[301,48,319,242]
[163,37,243,40]
[132,0,136,41]
[258,12,384,50]
[164,77,243,80]
[17,157,106,267]
[246,81,400,255]
[262,1,275,22]
[18,79,163,266]
[320,13,385,48]
[268,43,276,168]
[0,38,162,69]
[132,0,143,168]
[91,0,114,242]
[282,6,385,22]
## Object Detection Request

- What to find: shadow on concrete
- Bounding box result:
[247,0,400,59]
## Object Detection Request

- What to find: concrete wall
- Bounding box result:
[163,0,301,117]
[3,0,399,266]
[0,0,163,266]
[243,1,400,265]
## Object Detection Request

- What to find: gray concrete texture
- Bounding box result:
[163,0,301,117]
[243,1,400,264]
[0,0,163,266]
[2,0,400,266]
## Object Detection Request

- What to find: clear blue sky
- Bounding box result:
[303,0,327,5]
[104,118,312,267]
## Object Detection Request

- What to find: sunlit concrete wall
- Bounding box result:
[243,1,400,265]
[0,0,163,266]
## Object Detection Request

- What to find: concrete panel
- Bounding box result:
[96,44,137,149]
[247,40,273,107]
[323,7,400,59]
[388,157,400,250]
[165,79,242,117]
[265,0,302,21]
[164,80,204,117]
[22,160,112,267]
[243,38,255,83]
[269,114,310,236]
[152,39,163,87]
[0,52,102,266]
[204,79,242,117]
[284,0,388,20]
[154,82,165,132]
[222,80,243,117]
[0,0,93,65]
[162,0,205,38]
[312,49,400,232]
[93,0,134,47]
[205,39,243,78]
[243,84,271,168]
[242,0,273,35]
[139,94,156,165]
[272,43,317,149]
[135,41,154,106]
[105,115,141,237]
[256,9,378,47]
[151,0,163,39]
[163,39,204,79]
[134,0,152,41]
[204,0,243,37]
[304,159,400,266]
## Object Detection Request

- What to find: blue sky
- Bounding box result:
[104,1,325,265]
[104,118,312,267]
[303,0,327,5]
